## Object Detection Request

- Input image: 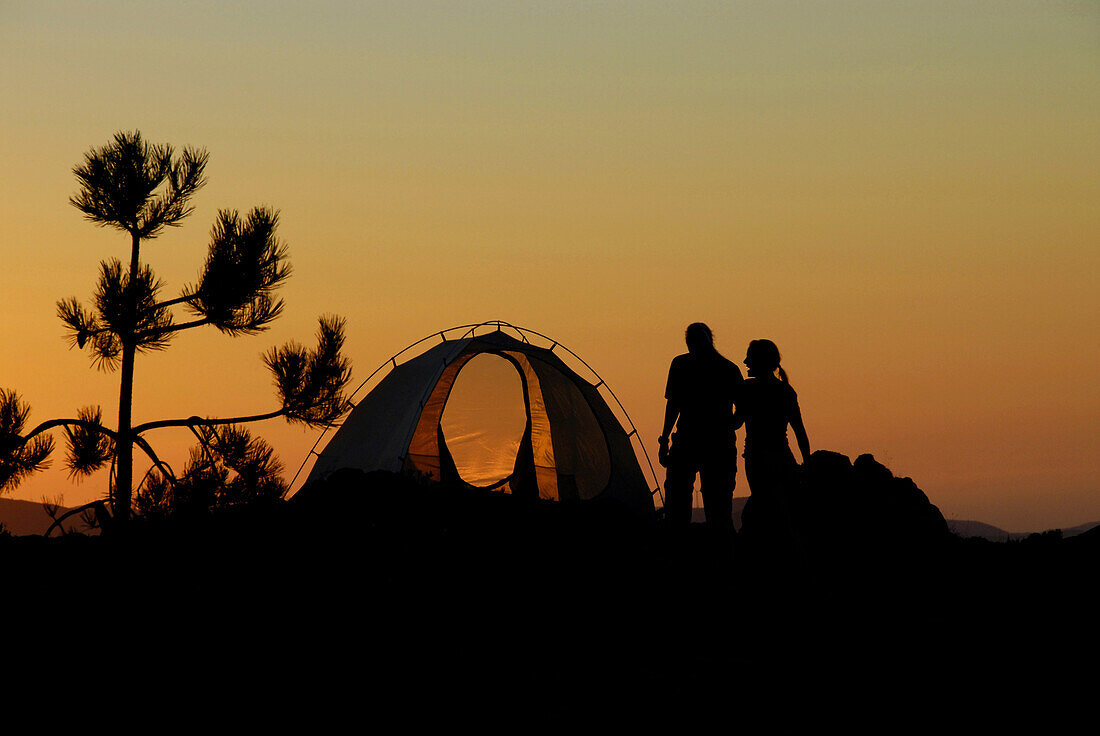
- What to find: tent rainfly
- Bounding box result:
[304,326,656,518]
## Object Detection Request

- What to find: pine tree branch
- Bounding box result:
[18,419,174,483]
[133,317,213,340]
[43,500,108,538]
[152,293,196,310]
[131,410,287,436]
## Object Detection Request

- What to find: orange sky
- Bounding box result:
[1,2,1097,531]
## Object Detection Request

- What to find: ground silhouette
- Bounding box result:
[4,453,1096,708]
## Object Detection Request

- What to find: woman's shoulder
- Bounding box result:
[777,380,798,403]
[742,376,797,399]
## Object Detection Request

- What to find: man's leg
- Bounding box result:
[663,446,697,531]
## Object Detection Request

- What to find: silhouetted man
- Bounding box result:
[659,323,743,549]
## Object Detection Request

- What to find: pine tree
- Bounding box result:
[0,131,351,524]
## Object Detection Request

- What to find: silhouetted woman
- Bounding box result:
[734,339,810,558]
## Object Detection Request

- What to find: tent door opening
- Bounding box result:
[439,353,528,488]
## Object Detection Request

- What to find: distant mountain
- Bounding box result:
[946,520,1025,541]
[1061,521,1100,537]
[0,498,96,536]
[687,497,1098,542]
[947,518,1100,541]
[0,498,66,536]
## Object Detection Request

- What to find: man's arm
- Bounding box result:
[730,408,744,431]
[660,400,679,444]
[660,358,680,444]
[729,362,745,431]
[658,399,678,467]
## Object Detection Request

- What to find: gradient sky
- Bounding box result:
[2,1,1097,531]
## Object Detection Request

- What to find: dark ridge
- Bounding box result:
[3,456,1095,703]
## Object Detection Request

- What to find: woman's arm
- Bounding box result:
[790,401,810,465]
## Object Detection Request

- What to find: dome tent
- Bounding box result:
[300,322,658,519]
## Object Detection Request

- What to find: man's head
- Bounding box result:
[685,322,714,355]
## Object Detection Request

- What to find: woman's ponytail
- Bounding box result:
[777,365,789,385]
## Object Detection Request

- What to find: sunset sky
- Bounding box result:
[2,1,1097,532]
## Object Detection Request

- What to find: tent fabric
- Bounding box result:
[306,329,654,518]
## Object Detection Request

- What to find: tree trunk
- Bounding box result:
[113,231,141,522]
